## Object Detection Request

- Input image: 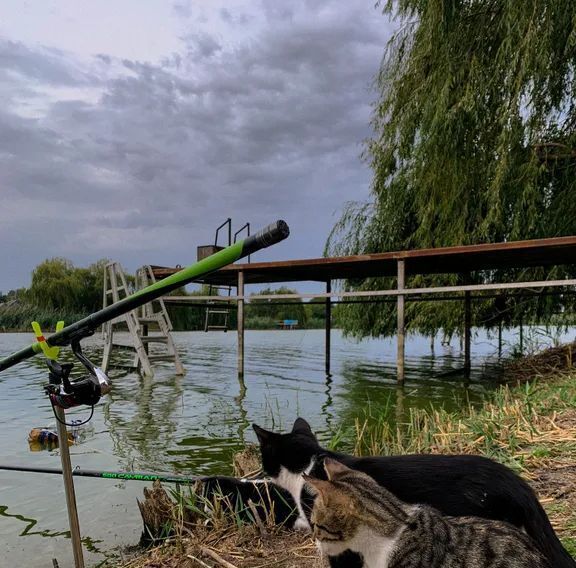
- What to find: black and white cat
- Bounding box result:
[250,417,575,568]
[200,475,300,527]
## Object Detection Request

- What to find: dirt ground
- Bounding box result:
[532,459,576,545]
[122,528,321,568]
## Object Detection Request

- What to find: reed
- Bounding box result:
[349,374,576,555]
[125,480,318,568]
[350,377,576,469]
[0,303,87,332]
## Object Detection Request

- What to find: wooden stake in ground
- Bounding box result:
[54,406,85,568]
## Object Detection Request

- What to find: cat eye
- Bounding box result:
[314,523,343,540]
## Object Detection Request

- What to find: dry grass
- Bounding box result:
[351,367,576,556]
[503,341,576,383]
[120,527,319,568]
[122,444,322,567]
[120,478,321,568]
[352,376,576,472]
[232,445,261,478]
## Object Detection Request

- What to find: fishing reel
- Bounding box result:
[44,339,111,410]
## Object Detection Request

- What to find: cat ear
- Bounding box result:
[292,417,313,435]
[252,424,274,444]
[323,458,351,480]
[303,475,332,503]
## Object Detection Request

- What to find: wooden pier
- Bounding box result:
[153,236,576,382]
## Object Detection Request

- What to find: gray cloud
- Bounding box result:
[0,0,393,292]
[0,39,96,86]
[172,1,193,20]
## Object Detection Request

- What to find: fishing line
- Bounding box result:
[49,397,94,427]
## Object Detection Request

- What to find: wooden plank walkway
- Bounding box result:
[152,235,576,285]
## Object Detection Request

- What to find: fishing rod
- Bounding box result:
[0,219,289,373]
[0,220,289,568]
[0,464,206,484]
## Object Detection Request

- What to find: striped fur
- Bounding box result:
[306,459,552,568]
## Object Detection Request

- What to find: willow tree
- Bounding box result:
[328,0,576,339]
[28,258,108,313]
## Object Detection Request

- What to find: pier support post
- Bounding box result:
[397,260,405,384]
[325,280,332,376]
[237,270,245,378]
[464,290,471,373]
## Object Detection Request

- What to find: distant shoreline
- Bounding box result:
[0,326,332,334]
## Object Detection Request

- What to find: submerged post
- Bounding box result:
[464,290,471,373]
[237,270,245,378]
[325,280,332,376]
[397,260,405,383]
[54,407,85,568]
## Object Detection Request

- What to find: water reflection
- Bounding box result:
[103,372,184,470]
[321,374,334,431]
[0,505,103,553]
[94,330,504,471]
[234,377,250,446]
[0,505,69,539]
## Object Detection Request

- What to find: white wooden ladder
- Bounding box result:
[101,262,184,377]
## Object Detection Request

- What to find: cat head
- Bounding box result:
[304,458,364,544]
[252,417,321,478]
[305,458,405,544]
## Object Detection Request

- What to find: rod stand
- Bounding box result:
[54,406,85,568]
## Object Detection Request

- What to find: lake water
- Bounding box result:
[0,327,572,567]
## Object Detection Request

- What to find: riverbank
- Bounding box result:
[114,345,576,567]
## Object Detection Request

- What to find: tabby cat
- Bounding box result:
[305,458,551,568]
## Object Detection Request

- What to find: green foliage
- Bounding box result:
[327,0,576,339]
[304,297,340,329]
[0,258,109,330]
[165,286,232,331]
[27,257,108,313]
[168,288,329,331]
[0,289,26,303]
[0,262,324,332]
[246,287,308,328]
[304,297,327,320]
[0,302,87,331]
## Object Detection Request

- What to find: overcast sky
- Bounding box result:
[0,0,394,293]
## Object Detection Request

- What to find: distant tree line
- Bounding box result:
[168,285,334,330]
[0,259,334,331]
[0,258,108,331]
